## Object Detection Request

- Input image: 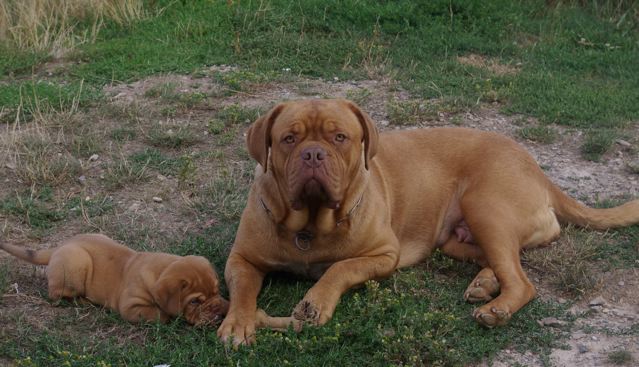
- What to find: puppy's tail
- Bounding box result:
[0,241,53,265]
[550,183,639,230]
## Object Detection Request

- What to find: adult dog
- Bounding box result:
[218,99,639,345]
[1,234,228,325]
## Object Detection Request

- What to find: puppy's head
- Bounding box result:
[151,255,229,326]
[247,99,379,210]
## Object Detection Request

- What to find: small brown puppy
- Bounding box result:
[0,234,228,325]
[218,98,639,346]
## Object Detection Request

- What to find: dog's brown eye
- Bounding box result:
[283,135,295,144]
[190,298,202,305]
[335,133,347,142]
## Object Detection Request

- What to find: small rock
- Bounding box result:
[591,336,598,341]
[577,344,589,354]
[5,163,15,170]
[618,281,625,286]
[615,139,631,147]
[557,297,567,304]
[89,154,99,162]
[152,196,163,203]
[157,174,167,181]
[588,296,606,307]
[78,175,86,185]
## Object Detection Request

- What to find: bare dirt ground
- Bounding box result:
[1,71,638,366]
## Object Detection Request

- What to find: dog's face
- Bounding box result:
[151,256,229,326]
[247,99,379,210]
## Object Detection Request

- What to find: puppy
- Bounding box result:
[0,234,228,325]
[1,233,301,331]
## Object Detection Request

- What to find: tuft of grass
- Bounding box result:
[66,195,114,219]
[177,154,197,187]
[607,349,634,365]
[146,124,199,149]
[9,133,81,186]
[0,263,9,300]
[345,88,373,106]
[519,125,558,144]
[523,227,603,297]
[0,186,65,230]
[103,153,149,190]
[386,99,437,126]
[109,126,137,142]
[581,129,618,161]
[193,162,253,222]
[129,148,181,176]
[216,104,262,126]
[144,81,178,99]
[70,131,103,158]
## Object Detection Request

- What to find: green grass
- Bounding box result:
[0,0,637,130]
[519,125,558,144]
[581,129,618,161]
[0,263,8,300]
[129,148,184,176]
[146,124,200,149]
[1,248,568,367]
[0,187,65,230]
[608,349,634,365]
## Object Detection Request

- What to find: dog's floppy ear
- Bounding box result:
[345,100,379,170]
[246,103,286,172]
[151,262,191,316]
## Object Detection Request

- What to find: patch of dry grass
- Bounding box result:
[0,0,147,57]
[523,226,605,297]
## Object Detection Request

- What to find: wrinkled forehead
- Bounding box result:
[271,100,361,134]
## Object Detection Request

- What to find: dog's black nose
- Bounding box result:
[301,146,326,167]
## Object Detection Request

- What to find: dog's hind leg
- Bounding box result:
[460,196,538,327]
[440,236,487,267]
[439,238,500,303]
[46,246,90,301]
[464,267,500,303]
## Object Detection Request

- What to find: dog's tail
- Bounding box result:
[550,183,639,230]
[0,241,53,265]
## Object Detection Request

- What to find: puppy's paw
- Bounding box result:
[464,275,500,303]
[472,304,511,328]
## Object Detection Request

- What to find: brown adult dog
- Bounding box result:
[0,234,229,325]
[218,99,639,346]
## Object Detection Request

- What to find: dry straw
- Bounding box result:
[0,0,146,57]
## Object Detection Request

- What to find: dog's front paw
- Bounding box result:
[292,298,333,326]
[464,275,500,303]
[472,304,512,328]
[217,314,256,348]
[293,300,320,324]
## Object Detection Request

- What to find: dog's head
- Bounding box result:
[247,99,379,211]
[151,255,229,326]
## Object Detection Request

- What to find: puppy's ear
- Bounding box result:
[246,103,286,172]
[345,100,379,170]
[151,262,190,317]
